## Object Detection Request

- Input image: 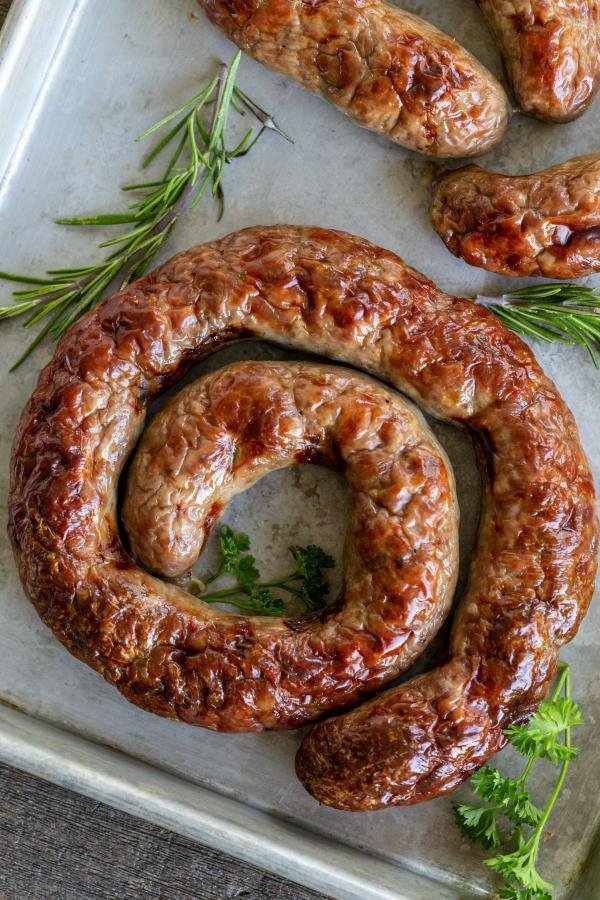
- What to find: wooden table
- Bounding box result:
[0,2,325,896]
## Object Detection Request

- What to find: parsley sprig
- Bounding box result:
[0,52,291,370]
[187,525,335,617]
[454,662,583,899]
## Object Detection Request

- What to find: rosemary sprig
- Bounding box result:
[454,662,583,899]
[3,70,598,377]
[0,52,291,370]
[476,284,600,367]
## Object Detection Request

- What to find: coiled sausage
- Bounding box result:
[8,226,597,807]
[119,359,459,726]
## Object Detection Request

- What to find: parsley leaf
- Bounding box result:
[219,524,250,559]
[236,554,261,593]
[289,544,335,611]
[247,586,285,617]
[504,698,582,764]
[219,525,256,580]
[498,885,552,900]
[189,527,335,618]
[454,662,583,900]
[486,841,553,895]
[453,803,502,849]
[470,766,507,802]
[467,768,541,828]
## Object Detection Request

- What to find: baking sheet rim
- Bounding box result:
[0,2,597,898]
[0,700,460,900]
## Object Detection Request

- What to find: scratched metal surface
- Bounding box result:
[0,1,599,898]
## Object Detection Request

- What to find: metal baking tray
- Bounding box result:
[1,1,599,897]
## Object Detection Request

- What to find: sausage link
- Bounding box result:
[119,360,459,724]
[198,0,509,157]
[8,226,597,806]
[477,0,600,122]
[430,153,600,278]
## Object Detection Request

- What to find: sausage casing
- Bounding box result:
[430,153,600,278]
[119,359,459,726]
[198,0,510,157]
[477,0,600,122]
[8,226,597,808]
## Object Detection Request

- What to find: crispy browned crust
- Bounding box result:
[198,0,509,157]
[430,153,600,278]
[8,225,598,809]
[477,0,600,122]
[120,359,459,720]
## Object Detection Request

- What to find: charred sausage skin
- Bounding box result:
[8,226,597,808]
[430,153,600,278]
[477,0,600,122]
[198,0,509,157]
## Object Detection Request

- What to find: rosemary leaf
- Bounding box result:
[55,213,140,226]
[476,283,600,365]
[0,272,59,286]
[0,52,291,369]
[135,79,217,143]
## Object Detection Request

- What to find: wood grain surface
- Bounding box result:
[0,764,327,900]
[0,2,326,897]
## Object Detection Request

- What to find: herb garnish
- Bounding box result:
[187,525,335,617]
[454,662,582,899]
[0,52,291,369]
[477,284,600,367]
[2,53,598,374]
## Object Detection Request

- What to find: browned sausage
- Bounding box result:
[118,359,459,725]
[477,0,600,122]
[8,226,598,808]
[198,0,510,157]
[123,359,457,579]
[430,153,600,278]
